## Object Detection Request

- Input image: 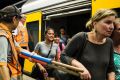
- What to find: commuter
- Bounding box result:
[0,5,22,80]
[59,28,68,45]
[33,27,59,80]
[54,33,65,60]
[60,9,117,80]
[14,14,29,50]
[13,14,29,73]
[110,18,120,80]
[53,33,67,80]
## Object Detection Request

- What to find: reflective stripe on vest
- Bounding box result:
[14,27,28,47]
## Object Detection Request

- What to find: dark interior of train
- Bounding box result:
[46,11,91,38]
[46,8,120,38]
[26,21,39,52]
[114,8,120,17]
[26,11,91,51]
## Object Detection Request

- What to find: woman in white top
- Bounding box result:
[34,27,59,80]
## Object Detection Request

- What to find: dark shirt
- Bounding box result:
[61,32,114,80]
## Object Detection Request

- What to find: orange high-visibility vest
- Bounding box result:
[14,22,29,48]
[0,23,22,78]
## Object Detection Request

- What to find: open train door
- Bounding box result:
[23,11,42,74]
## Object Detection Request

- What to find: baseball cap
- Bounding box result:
[1,5,21,18]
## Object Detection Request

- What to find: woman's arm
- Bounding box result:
[56,52,60,61]
[36,63,47,73]
[55,47,61,61]
[71,59,91,80]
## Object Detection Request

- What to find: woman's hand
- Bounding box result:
[79,67,91,80]
[39,65,47,73]
[37,63,48,80]
[37,63,47,73]
[107,72,115,80]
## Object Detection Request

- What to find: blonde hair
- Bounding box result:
[86,9,117,30]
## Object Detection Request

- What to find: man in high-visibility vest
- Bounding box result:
[13,14,29,73]
[0,5,22,80]
[14,14,29,50]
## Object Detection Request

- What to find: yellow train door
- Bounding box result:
[23,11,42,74]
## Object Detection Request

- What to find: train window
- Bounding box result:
[26,21,39,52]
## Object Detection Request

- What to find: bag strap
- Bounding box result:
[46,42,53,58]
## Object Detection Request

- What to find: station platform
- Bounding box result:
[23,74,35,80]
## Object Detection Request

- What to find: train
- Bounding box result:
[21,0,120,74]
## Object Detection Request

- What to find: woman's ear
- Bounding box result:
[92,21,97,29]
[93,21,97,27]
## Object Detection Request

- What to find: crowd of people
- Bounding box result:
[0,4,120,80]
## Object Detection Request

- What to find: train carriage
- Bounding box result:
[21,0,120,74]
